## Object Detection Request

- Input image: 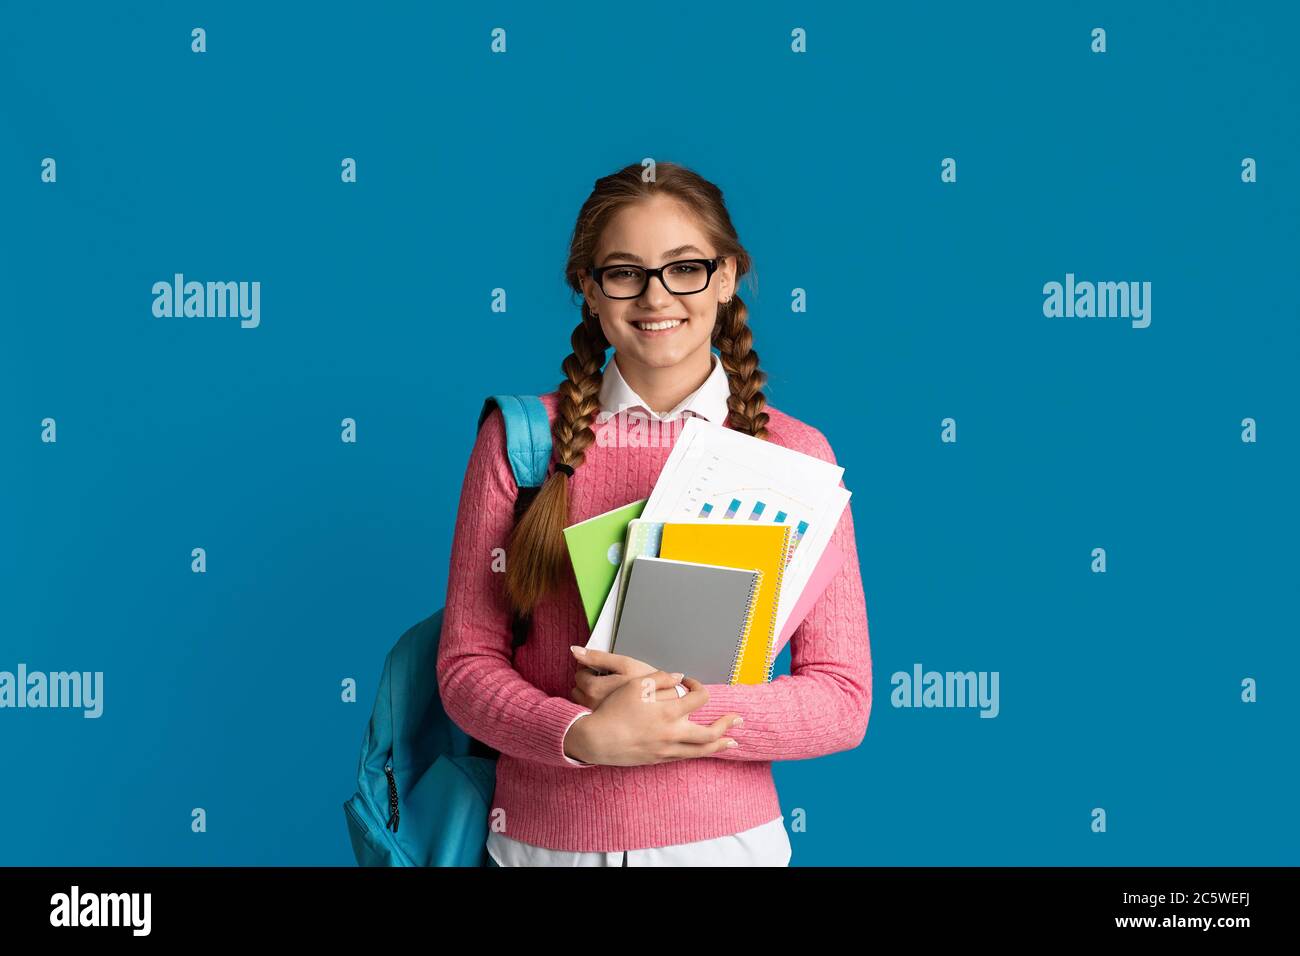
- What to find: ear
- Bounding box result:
[577,268,599,310]
[719,256,737,301]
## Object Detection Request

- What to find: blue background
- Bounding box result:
[1,1,1296,865]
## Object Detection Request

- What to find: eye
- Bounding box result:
[668,263,700,275]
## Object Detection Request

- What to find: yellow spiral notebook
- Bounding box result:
[658,522,794,684]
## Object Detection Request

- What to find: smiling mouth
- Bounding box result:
[632,317,687,331]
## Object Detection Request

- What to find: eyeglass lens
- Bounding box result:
[601,260,710,297]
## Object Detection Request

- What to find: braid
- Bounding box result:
[553,311,608,469]
[504,310,608,615]
[712,296,770,439]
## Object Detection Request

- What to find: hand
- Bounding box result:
[569,646,685,709]
[564,672,743,767]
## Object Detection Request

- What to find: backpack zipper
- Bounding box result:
[384,762,400,833]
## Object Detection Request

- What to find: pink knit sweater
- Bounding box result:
[436,392,872,852]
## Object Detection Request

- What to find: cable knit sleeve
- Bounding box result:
[685,429,872,761]
[436,407,597,770]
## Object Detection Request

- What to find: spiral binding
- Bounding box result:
[612,521,664,640]
[760,526,796,682]
[727,568,765,686]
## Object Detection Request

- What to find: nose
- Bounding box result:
[639,271,675,306]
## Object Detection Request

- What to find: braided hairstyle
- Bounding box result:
[504,161,769,616]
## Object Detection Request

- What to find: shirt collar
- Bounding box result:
[597,351,731,424]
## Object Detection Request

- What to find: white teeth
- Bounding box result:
[635,319,684,331]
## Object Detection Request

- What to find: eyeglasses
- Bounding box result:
[588,256,726,299]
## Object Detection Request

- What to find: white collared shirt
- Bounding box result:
[595,350,732,427]
[488,814,791,867]
[486,350,792,866]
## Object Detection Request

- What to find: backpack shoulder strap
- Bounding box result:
[474,395,553,669]
[478,395,552,489]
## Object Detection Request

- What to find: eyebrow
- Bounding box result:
[600,245,706,266]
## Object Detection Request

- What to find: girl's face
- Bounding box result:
[581,196,736,375]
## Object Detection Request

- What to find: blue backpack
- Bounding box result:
[343,395,553,867]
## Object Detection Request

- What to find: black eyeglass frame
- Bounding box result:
[588,256,727,299]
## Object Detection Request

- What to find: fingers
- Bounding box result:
[652,686,692,702]
[571,646,662,680]
[649,669,686,689]
[624,669,686,693]
[657,733,741,762]
[571,646,632,673]
[574,667,622,698]
[569,686,595,709]
[620,671,682,705]
[573,668,686,708]
[672,713,742,745]
[576,667,682,695]
[662,676,714,718]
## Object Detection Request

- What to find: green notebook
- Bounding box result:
[562,498,647,629]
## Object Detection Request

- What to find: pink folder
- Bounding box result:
[774,542,846,656]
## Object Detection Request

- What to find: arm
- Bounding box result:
[685,435,872,761]
[436,407,597,770]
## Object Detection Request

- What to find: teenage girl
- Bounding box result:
[437,161,872,866]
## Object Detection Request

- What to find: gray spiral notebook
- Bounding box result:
[611,556,763,684]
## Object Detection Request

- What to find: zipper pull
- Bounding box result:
[384,763,400,833]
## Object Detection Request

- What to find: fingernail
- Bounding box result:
[726,739,739,748]
[732,717,744,727]
[671,672,684,681]
[570,645,587,657]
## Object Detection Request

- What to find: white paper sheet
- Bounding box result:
[586,417,850,657]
